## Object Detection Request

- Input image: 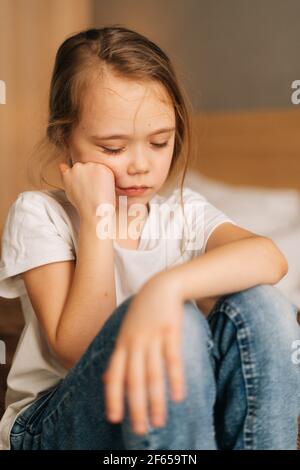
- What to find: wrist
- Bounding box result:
[79,212,100,225]
[146,269,185,301]
[79,214,116,245]
[79,207,115,229]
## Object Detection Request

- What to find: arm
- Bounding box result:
[22,214,116,370]
[101,222,288,434]
[157,222,288,308]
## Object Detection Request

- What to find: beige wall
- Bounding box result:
[0,0,92,233]
[93,0,300,111]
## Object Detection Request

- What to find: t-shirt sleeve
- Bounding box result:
[182,188,239,256]
[199,199,239,255]
[0,191,76,299]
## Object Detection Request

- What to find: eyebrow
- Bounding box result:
[90,126,176,141]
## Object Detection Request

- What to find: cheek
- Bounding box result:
[155,151,173,175]
[103,159,125,179]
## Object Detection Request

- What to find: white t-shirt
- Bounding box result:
[0,186,237,449]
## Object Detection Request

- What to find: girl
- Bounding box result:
[0,26,299,451]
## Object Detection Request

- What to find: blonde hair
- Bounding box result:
[27,25,198,256]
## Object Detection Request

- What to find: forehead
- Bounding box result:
[79,71,175,135]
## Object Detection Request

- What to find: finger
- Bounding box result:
[102,346,127,423]
[146,336,167,428]
[164,325,186,402]
[127,345,148,435]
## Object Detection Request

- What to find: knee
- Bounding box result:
[227,284,298,336]
[223,284,300,365]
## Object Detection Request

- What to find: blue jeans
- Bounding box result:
[10,284,300,450]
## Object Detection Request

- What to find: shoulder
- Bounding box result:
[12,189,66,211]
[0,190,76,298]
[158,185,234,230]
[2,189,75,251]
[7,190,71,227]
[1,190,75,262]
[162,186,207,205]
[157,187,208,218]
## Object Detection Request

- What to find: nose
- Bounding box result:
[127,146,150,175]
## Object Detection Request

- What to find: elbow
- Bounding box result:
[52,343,76,370]
[275,258,289,283]
[50,335,77,370]
[262,237,288,284]
[57,354,76,370]
[280,256,289,277]
[52,323,79,370]
[56,349,77,370]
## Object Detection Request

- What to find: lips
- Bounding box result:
[119,186,149,189]
[116,186,150,196]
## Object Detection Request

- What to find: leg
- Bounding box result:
[207,284,300,450]
[121,300,217,450]
[11,295,218,450]
[11,295,135,450]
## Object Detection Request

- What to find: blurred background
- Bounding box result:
[1,0,300,231]
[1,0,300,427]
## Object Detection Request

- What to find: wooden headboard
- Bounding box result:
[190,108,300,191]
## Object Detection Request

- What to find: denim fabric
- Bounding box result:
[10,284,300,450]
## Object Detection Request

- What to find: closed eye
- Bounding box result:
[152,142,168,148]
[101,147,123,155]
[101,142,169,155]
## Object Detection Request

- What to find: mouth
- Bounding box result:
[116,186,150,195]
[118,185,149,189]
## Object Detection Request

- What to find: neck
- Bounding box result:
[115,202,149,239]
[115,202,150,218]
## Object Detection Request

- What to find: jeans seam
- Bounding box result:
[212,300,258,450]
[26,387,59,435]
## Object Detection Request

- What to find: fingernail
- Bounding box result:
[173,389,185,401]
[134,423,147,434]
[152,416,165,427]
[108,412,121,422]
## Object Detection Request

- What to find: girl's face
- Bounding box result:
[67,70,176,211]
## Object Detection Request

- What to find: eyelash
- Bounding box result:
[101,142,169,155]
